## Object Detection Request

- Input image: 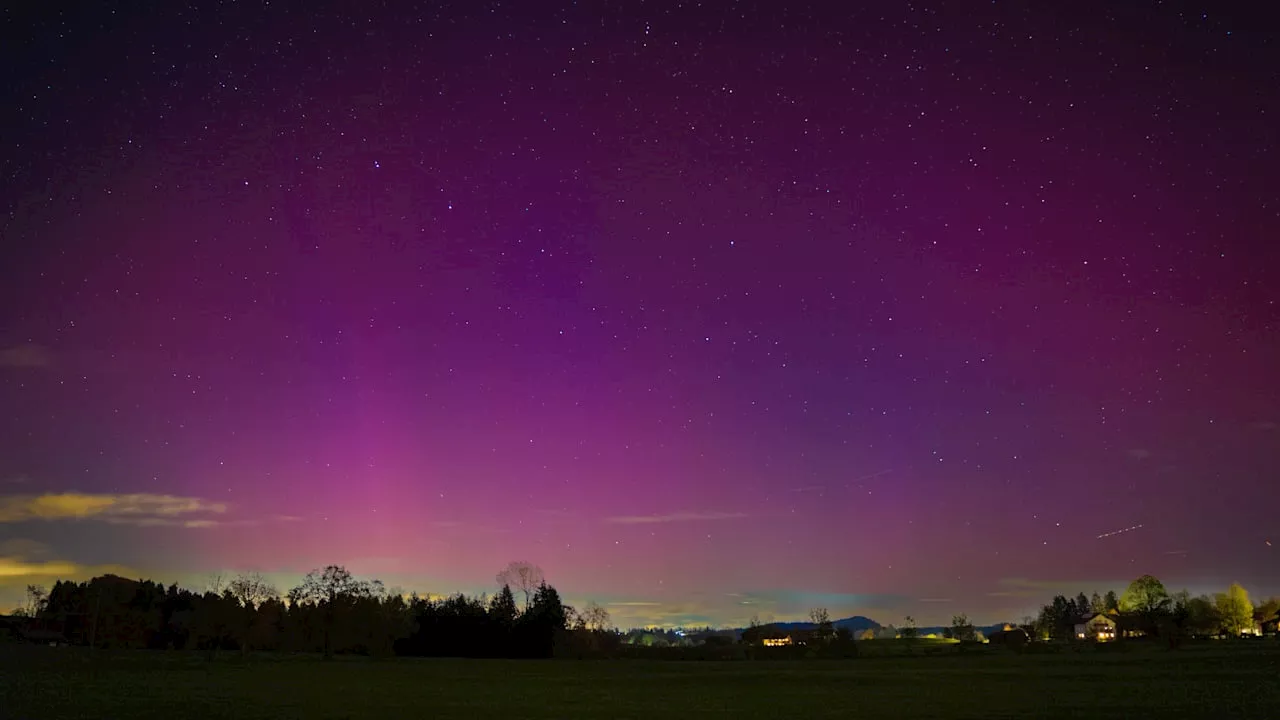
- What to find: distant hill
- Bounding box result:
[739,616,1010,638]
[754,615,882,633]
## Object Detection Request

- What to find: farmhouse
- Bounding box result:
[1073,613,1117,641]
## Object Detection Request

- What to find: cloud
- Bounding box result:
[1251,421,1278,432]
[0,343,52,368]
[0,539,138,609]
[0,557,86,578]
[605,511,748,525]
[0,492,228,525]
[1127,448,1151,460]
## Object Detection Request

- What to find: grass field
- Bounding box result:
[2,641,1278,719]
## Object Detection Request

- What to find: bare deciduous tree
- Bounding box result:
[24,584,48,617]
[580,601,612,631]
[207,572,226,595]
[289,565,384,659]
[809,607,834,641]
[230,572,279,609]
[229,572,280,655]
[496,561,544,611]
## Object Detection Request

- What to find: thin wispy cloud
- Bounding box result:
[0,539,136,590]
[0,343,52,368]
[849,468,894,484]
[605,511,748,525]
[0,492,227,526]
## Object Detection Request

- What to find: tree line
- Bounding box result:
[1030,574,1279,641]
[10,561,619,659]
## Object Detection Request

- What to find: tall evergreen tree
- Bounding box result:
[489,584,518,625]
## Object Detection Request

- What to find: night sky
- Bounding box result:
[1,2,1277,628]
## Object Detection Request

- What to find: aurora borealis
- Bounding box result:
[1,2,1276,628]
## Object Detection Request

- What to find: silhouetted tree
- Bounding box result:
[949,614,976,642]
[900,615,918,639]
[192,589,238,658]
[741,616,765,645]
[22,585,48,618]
[489,584,518,626]
[1183,594,1220,637]
[1253,597,1280,632]
[1074,593,1090,617]
[808,607,834,642]
[515,582,567,657]
[229,572,279,655]
[288,565,384,659]
[1090,592,1105,614]
[1103,590,1120,613]
[1036,595,1075,640]
[496,561,544,611]
[580,601,611,631]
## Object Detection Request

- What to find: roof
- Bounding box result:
[1073,613,1117,626]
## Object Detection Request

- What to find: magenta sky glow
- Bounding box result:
[1,2,1277,628]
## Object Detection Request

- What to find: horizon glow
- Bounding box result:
[1,3,1277,628]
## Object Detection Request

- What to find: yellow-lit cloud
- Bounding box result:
[0,538,139,606]
[605,511,748,525]
[0,492,228,525]
[0,557,85,578]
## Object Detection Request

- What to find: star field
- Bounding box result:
[0,1,1276,627]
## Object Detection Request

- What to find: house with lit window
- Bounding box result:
[1073,613,1117,641]
[1262,614,1279,635]
[747,625,813,647]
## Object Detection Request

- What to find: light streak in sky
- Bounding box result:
[1096,524,1143,539]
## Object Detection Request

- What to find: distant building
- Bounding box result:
[753,626,814,647]
[987,627,1030,646]
[1261,616,1279,635]
[1073,613,1117,641]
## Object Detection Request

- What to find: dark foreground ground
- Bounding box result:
[2,641,1278,719]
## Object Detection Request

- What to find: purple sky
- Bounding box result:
[1,2,1277,628]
